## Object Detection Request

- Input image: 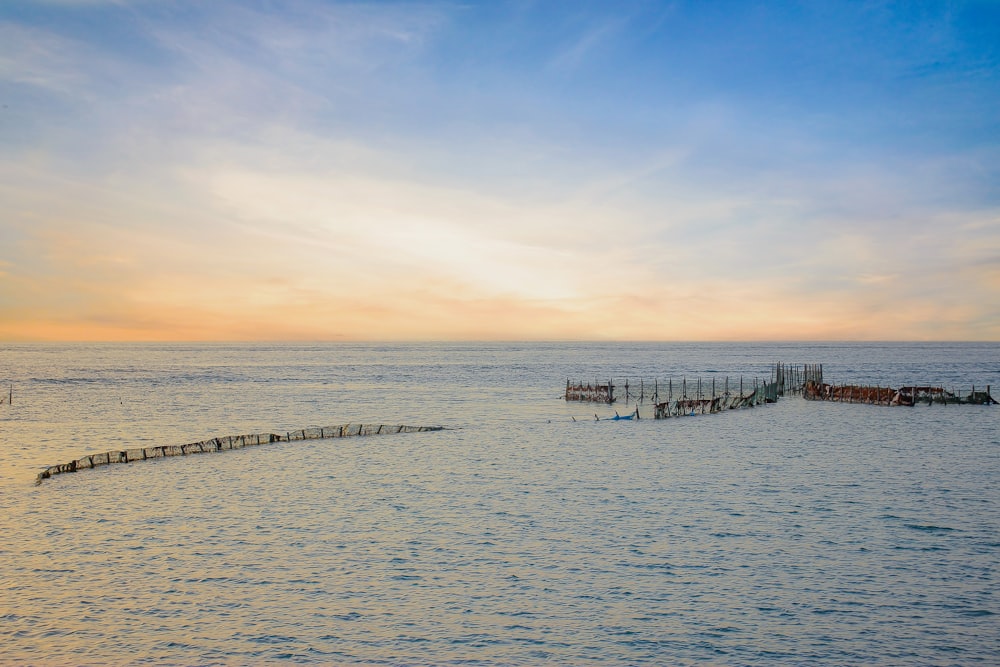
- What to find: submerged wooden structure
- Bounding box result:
[651,374,787,418]
[804,381,996,406]
[565,380,615,403]
[772,363,824,396]
[569,374,782,418]
[653,381,778,418]
[34,423,443,485]
[568,363,995,419]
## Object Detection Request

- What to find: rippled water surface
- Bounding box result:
[1,342,998,665]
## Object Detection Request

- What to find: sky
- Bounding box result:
[1,0,998,341]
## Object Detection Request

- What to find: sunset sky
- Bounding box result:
[1,0,998,341]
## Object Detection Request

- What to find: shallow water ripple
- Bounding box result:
[1,343,997,664]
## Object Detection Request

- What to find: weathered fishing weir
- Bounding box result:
[566,363,995,417]
[803,382,997,406]
[30,361,994,485]
[34,424,443,485]
[566,363,822,417]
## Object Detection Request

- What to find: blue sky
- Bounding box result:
[1,1,998,340]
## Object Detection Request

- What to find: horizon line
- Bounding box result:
[3,339,998,345]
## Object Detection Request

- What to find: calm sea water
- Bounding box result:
[1,342,998,665]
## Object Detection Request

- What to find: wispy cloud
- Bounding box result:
[545,15,628,73]
[0,0,997,340]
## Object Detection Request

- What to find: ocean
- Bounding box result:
[1,342,998,665]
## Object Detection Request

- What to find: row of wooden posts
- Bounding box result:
[566,375,783,419]
[566,363,996,417]
[653,381,779,418]
[34,423,443,485]
[565,374,782,406]
[772,363,824,396]
[804,382,996,406]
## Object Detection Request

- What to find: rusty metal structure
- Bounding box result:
[804,381,996,406]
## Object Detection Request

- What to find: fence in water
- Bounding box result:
[564,380,615,403]
[653,379,778,418]
[564,363,995,417]
[34,423,444,485]
[803,382,996,406]
[566,373,786,418]
[770,363,996,406]
[773,363,824,396]
[566,364,822,405]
